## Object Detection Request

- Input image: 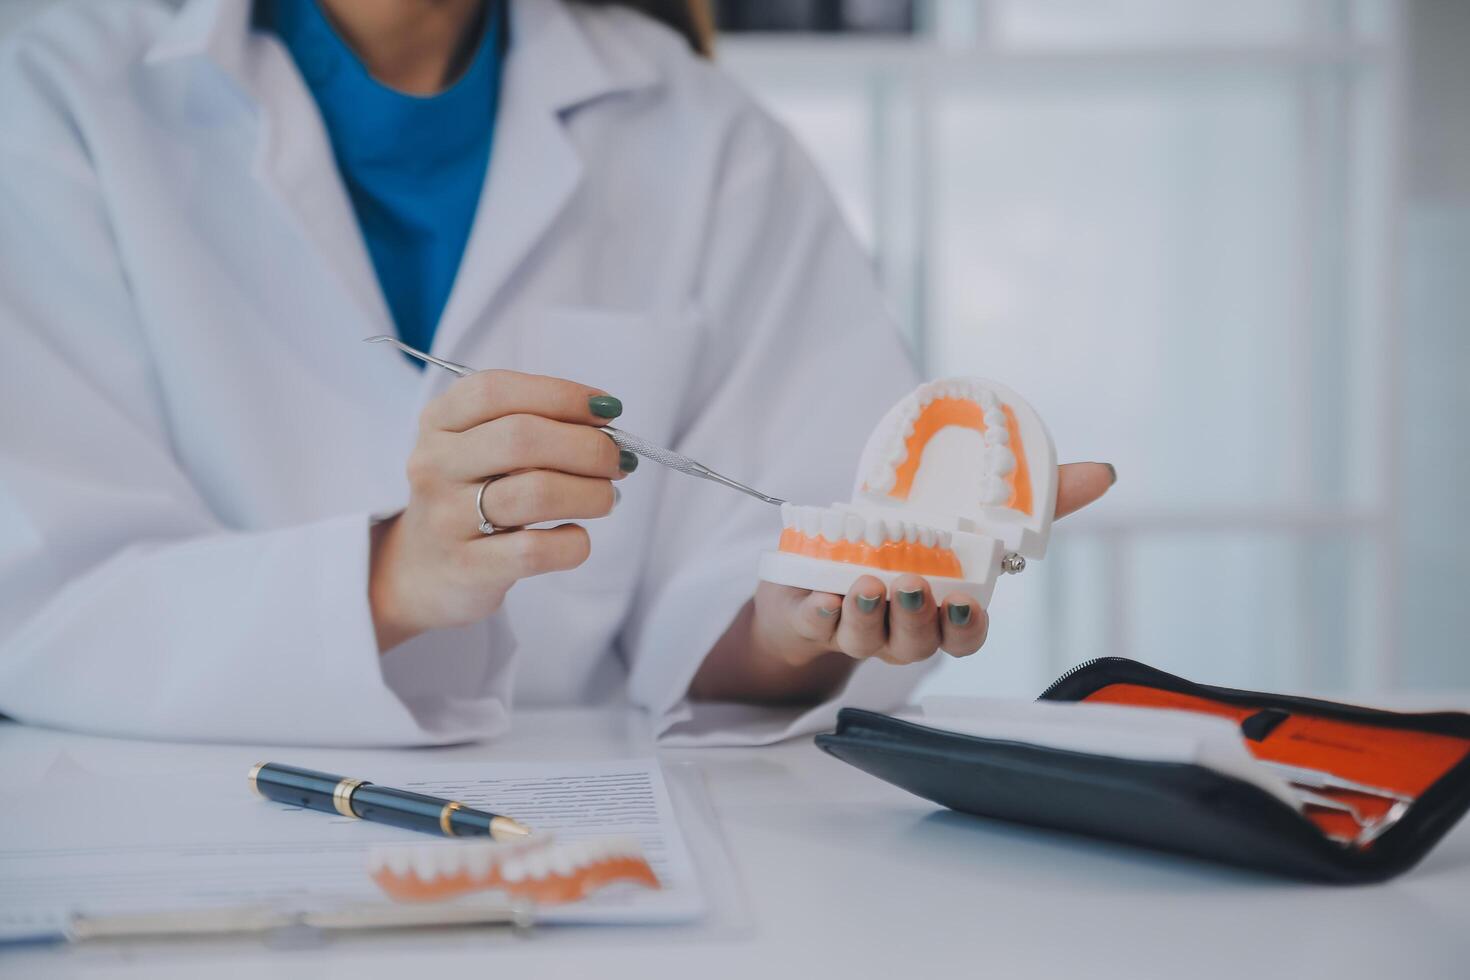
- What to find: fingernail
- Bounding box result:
[619,450,639,473]
[611,486,622,509]
[1103,462,1117,485]
[947,602,972,627]
[856,593,881,614]
[897,588,924,612]
[589,395,623,419]
[816,604,840,618]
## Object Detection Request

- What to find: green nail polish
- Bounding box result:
[856,594,881,614]
[619,450,639,473]
[948,602,972,627]
[589,395,623,419]
[816,605,839,618]
[898,589,923,612]
[1104,462,1118,485]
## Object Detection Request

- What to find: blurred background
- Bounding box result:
[2,0,1464,698]
[705,0,1470,699]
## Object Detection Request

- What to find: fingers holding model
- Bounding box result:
[369,369,634,652]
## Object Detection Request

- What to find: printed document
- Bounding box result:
[0,758,703,941]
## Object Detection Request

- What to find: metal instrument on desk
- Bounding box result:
[1269,761,1415,848]
[365,336,786,506]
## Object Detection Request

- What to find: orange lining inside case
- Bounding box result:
[1081,684,1470,843]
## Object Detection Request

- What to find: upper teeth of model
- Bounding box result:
[780,502,953,550]
[864,378,1017,505]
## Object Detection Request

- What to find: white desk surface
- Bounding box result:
[3,705,1469,980]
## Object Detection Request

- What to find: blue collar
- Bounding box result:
[263,0,506,173]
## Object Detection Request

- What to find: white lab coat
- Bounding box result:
[0,0,923,746]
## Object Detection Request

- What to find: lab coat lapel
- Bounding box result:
[430,0,658,371]
[429,70,580,373]
[248,57,400,354]
[150,0,401,365]
[146,0,660,391]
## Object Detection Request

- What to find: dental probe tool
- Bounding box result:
[364,336,786,506]
[1260,761,1415,805]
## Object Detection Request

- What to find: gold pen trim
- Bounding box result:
[439,800,464,837]
[247,762,268,799]
[333,778,365,819]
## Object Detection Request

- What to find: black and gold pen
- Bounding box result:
[248,762,532,841]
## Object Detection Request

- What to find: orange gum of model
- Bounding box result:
[880,398,1033,515]
[777,528,964,577]
[371,856,661,906]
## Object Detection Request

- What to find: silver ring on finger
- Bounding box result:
[476,475,506,536]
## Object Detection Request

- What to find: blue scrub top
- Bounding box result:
[262,0,506,358]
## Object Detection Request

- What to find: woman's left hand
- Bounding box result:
[692,462,1116,704]
[763,461,1115,667]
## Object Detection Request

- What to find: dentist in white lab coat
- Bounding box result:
[0,0,1112,746]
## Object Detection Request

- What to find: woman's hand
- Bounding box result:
[691,462,1117,704]
[369,370,635,652]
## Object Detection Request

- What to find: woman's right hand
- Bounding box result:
[369,369,636,652]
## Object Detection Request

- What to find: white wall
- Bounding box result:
[722,0,1468,696]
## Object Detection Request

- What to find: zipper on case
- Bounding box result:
[1035,657,1134,701]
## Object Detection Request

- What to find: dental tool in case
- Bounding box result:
[759,377,1058,607]
[365,336,785,506]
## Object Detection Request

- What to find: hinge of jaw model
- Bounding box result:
[758,378,1058,608]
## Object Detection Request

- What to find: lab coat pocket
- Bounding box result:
[515,307,701,448]
[514,307,703,593]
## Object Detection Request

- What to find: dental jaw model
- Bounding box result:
[758,378,1057,607]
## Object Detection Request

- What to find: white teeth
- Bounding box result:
[989,445,1016,476]
[984,409,1007,430]
[501,858,526,882]
[978,389,999,410]
[863,520,884,547]
[979,475,1011,505]
[986,425,1009,446]
[782,505,962,552]
[412,850,437,881]
[780,502,795,528]
[525,854,549,879]
[550,849,574,877]
[467,845,494,878]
